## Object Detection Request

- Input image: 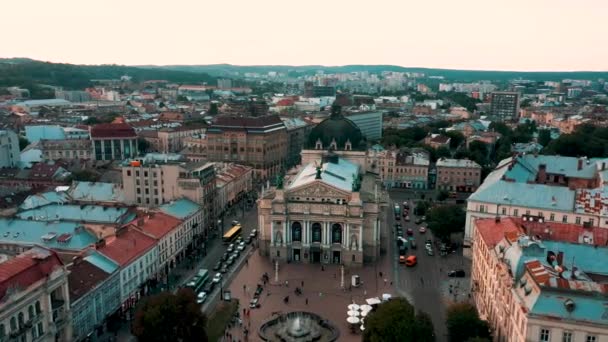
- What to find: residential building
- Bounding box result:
[282,117,313,168]
[97,227,157,319]
[217,79,233,89]
[511,142,543,154]
[435,158,482,192]
[0,246,72,341]
[215,164,254,219]
[55,90,91,103]
[464,154,608,250]
[40,139,92,161]
[138,124,206,153]
[0,163,71,189]
[258,154,387,265]
[490,91,520,121]
[205,115,288,180]
[25,126,89,143]
[159,198,206,249]
[472,217,608,342]
[0,129,19,167]
[424,134,451,149]
[181,134,207,162]
[129,212,185,277]
[68,252,120,341]
[90,120,137,161]
[67,181,125,204]
[343,111,383,141]
[378,149,430,189]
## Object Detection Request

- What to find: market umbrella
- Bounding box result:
[360,310,369,317]
[347,304,360,311]
[360,304,373,312]
[360,325,365,331]
[347,310,360,317]
[347,316,360,325]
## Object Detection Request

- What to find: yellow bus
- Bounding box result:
[223,224,242,244]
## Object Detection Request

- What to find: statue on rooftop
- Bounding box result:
[315,161,323,180]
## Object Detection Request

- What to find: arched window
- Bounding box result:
[35,301,41,315]
[291,222,302,242]
[9,317,16,331]
[0,324,5,338]
[311,223,322,243]
[17,312,24,328]
[28,305,34,320]
[332,224,342,244]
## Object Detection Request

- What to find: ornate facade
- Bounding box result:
[258,156,386,266]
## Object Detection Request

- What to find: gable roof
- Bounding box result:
[98,228,156,267]
[68,260,110,302]
[288,157,359,193]
[129,212,182,239]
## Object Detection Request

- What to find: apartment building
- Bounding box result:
[435,158,482,192]
[138,124,207,153]
[378,149,430,189]
[424,134,451,149]
[465,155,608,248]
[472,217,608,342]
[159,198,206,248]
[0,246,72,342]
[40,139,92,161]
[215,164,254,218]
[205,115,288,180]
[282,117,312,168]
[490,91,520,121]
[0,129,19,168]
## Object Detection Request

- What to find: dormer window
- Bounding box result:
[329,139,337,150]
[345,139,352,151]
[315,139,323,150]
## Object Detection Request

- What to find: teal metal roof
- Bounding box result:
[16,204,134,224]
[84,251,119,273]
[159,198,201,219]
[68,182,125,203]
[0,218,97,251]
[20,191,70,210]
[531,293,608,325]
[25,125,66,142]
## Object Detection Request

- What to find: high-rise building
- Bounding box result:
[217,79,233,89]
[490,91,520,121]
[0,129,20,167]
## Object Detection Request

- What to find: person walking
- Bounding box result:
[305,298,308,305]
[301,280,304,287]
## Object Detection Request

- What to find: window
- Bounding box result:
[586,335,597,342]
[136,170,140,177]
[136,188,141,194]
[562,215,568,223]
[501,207,507,215]
[127,170,131,176]
[332,224,342,244]
[311,223,322,243]
[18,312,24,328]
[10,317,16,331]
[291,222,302,242]
[144,171,148,177]
[0,324,4,338]
[540,328,550,342]
[479,205,486,213]
[562,331,572,342]
[35,301,41,314]
[550,213,555,221]
[37,322,43,336]
[513,209,519,216]
[526,210,531,215]
[575,217,581,225]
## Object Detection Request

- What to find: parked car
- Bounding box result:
[237,242,246,251]
[220,264,228,274]
[255,285,263,297]
[409,238,417,249]
[404,215,410,222]
[418,226,426,234]
[204,282,215,293]
[226,256,235,266]
[232,250,240,258]
[250,297,260,308]
[196,291,208,304]
[213,261,222,271]
[212,273,222,284]
[245,236,253,244]
[250,229,258,237]
[399,255,406,264]
[232,220,240,226]
[448,269,466,278]
[221,252,230,261]
[227,244,235,253]
[405,255,417,267]
[426,247,434,256]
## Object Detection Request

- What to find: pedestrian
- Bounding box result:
[285,280,289,287]
[306,298,308,305]
[243,284,246,293]
[420,277,424,284]
[379,271,383,278]
[301,280,304,287]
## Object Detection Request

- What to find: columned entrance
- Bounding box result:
[332,251,341,264]
[293,248,301,262]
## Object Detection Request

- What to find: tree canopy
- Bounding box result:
[542,124,608,158]
[381,127,428,148]
[446,303,491,342]
[426,205,466,241]
[364,298,435,342]
[132,289,208,342]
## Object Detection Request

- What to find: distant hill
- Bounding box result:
[141,64,608,82]
[0,59,216,92]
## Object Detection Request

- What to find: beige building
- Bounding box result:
[472,217,608,342]
[0,246,72,342]
[138,124,207,154]
[205,115,288,180]
[215,164,254,217]
[40,139,92,161]
[258,154,387,266]
[435,158,482,192]
[377,148,430,189]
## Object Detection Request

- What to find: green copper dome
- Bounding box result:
[307,107,365,150]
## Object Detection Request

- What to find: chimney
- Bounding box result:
[556,251,564,266]
[577,158,583,170]
[537,164,547,184]
[137,218,145,227]
[95,238,106,249]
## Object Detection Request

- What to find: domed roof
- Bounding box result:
[307,109,365,150]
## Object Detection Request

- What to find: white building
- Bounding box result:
[0,130,20,168]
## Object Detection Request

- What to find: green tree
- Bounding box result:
[132,289,208,342]
[415,201,431,216]
[436,146,452,159]
[177,95,189,102]
[543,124,608,158]
[446,303,491,342]
[84,117,101,125]
[445,131,465,149]
[426,205,466,241]
[18,136,30,150]
[138,138,152,154]
[537,129,552,147]
[208,102,218,115]
[520,98,532,108]
[70,170,99,182]
[437,190,449,201]
[364,298,435,342]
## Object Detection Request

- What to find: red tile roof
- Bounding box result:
[0,246,64,300]
[68,260,109,302]
[129,212,181,240]
[475,218,522,247]
[90,123,136,138]
[98,228,156,267]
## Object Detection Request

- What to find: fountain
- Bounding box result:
[259,311,339,342]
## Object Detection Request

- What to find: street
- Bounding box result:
[389,190,471,342]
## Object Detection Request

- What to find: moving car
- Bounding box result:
[245,236,253,244]
[196,291,207,304]
[237,241,246,251]
[220,264,228,274]
[405,255,417,267]
[212,273,222,284]
[250,297,261,308]
[408,238,417,249]
[213,261,222,271]
[406,228,414,236]
[227,244,235,253]
[426,246,434,256]
[399,255,406,264]
[418,226,426,234]
[203,282,215,293]
[398,245,407,256]
[448,269,466,278]
[250,229,258,237]
[396,229,404,237]
[415,218,423,224]
[404,215,410,222]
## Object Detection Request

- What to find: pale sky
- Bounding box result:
[2,0,607,71]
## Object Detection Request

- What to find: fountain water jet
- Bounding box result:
[259,311,339,342]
